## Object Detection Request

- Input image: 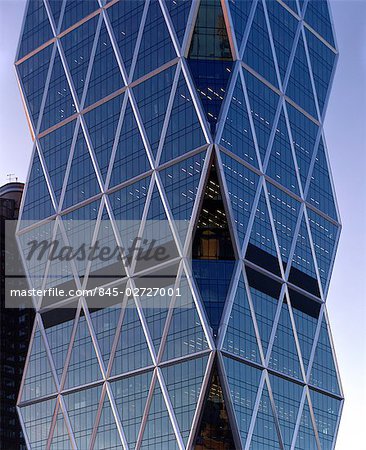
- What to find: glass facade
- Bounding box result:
[15,0,342,449]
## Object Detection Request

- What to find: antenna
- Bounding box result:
[6,174,18,182]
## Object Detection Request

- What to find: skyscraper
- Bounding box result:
[15,0,343,449]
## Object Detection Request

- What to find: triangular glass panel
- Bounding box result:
[286,102,319,190]
[307,208,338,292]
[85,94,124,182]
[223,275,261,363]
[249,381,281,449]
[64,311,103,389]
[268,299,302,380]
[111,370,153,449]
[223,356,262,446]
[289,289,320,372]
[164,0,192,46]
[159,71,206,164]
[162,355,209,445]
[17,43,54,128]
[21,325,56,402]
[93,393,124,449]
[140,381,179,449]
[40,50,76,132]
[270,374,303,449]
[286,34,318,118]
[267,182,301,267]
[19,398,56,450]
[133,65,176,158]
[243,1,278,87]
[42,305,77,382]
[305,29,336,116]
[188,0,233,134]
[20,150,55,223]
[162,274,209,361]
[266,109,300,195]
[294,399,318,450]
[107,0,145,76]
[220,71,259,168]
[243,70,280,164]
[304,0,335,47]
[63,384,102,449]
[61,0,100,32]
[133,0,176,80]
[307,139,337,220]
[62,127,100,210]
[48,0,63,31]
[289,216,321,297]
[192,161,236,335]
[310,316,341,395]
[159,151,206,243]
[111,296,152,376]
[247,267,281,356]
[227,0,253,49]
[245,188,281,275]
[39,119,76,204]
[109,100,150,188]
[49,406,73,450]
[221,152,259,246]
[310,389,342,450]
[195,363,236,449]
[61,15,99,103]
[17,0,53,60]
[266,0,299,84]
[85,20,124,107]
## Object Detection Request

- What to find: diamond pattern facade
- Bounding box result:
[15,1,343,449]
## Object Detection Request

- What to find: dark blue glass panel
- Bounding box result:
[133,0,176,80]
[40,51,77,132]
[17,44,53,129]
[243,70,280,164]
[270,375,303,449]
[20,150,55,223]
[307,208,338,291]
[221,152,259,245]
[310,316,341,395]
[20,399,56,450]
[61,0,99,32]
[305,30,336,115]
[164,0,192,46]
[160,72,206,164]
[282,0,299,14]
[267,182,300,265]
[109,101,150,188]
[133,65,176,158]
[84,94,123,182]
[85,20,124,107]
[250,382,281,449]
[286,102,319,189]
[266,109,300,194]
[223,276,261,363]
[243,1,278,87]
[94,394,123,450]
[40,119,76,203]
[294,400,318,450]
[111,297,152,376]
[107,0,144,76]
[227,0,253,49]
[286,34,317,118]
[61,16,98,103]
[310,389,341,450]
[307,139,337,220]
[162,355,209,445]
[304,0,335,47]
[62,127,100,209]
[223,356,262,446]
[48,0,63,31]
[269,301,302,380]
[267,0,299,84]
[220,73,258,167]
[18,0,53,60]
[111,371,153,449]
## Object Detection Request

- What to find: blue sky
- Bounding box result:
[0,1,365,448]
